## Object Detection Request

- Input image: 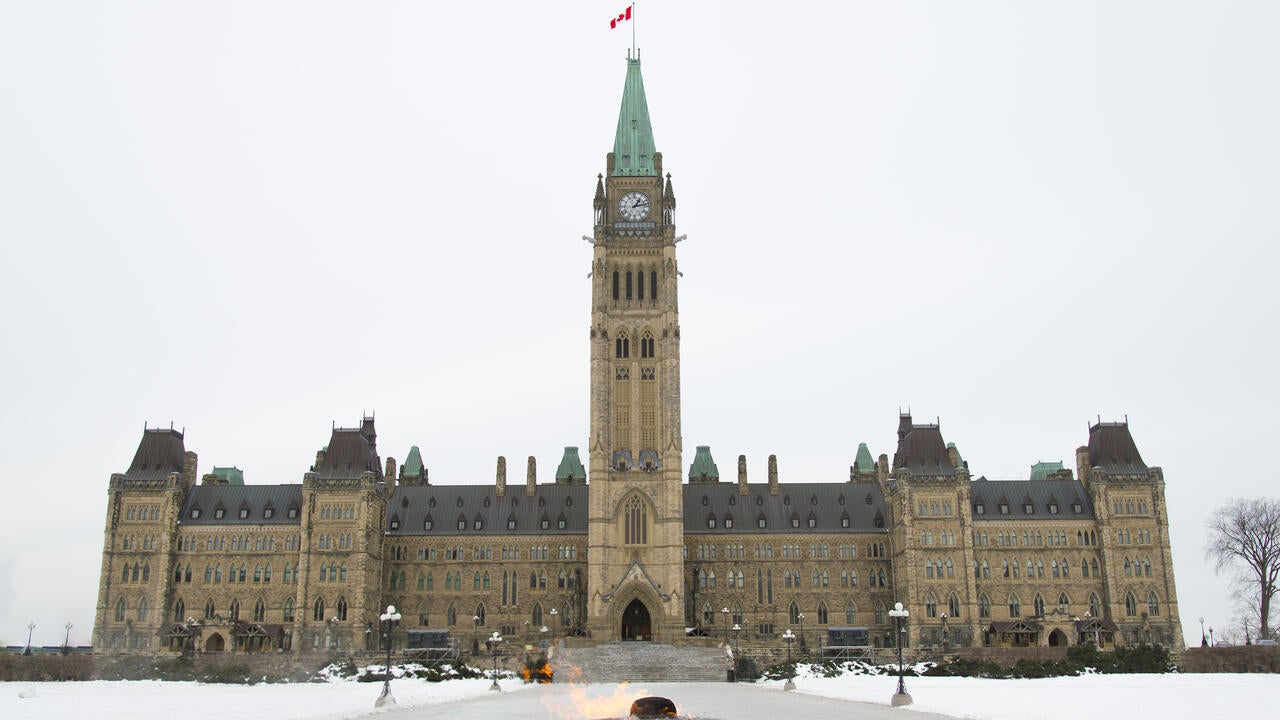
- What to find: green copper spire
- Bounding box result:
[688,446,720,482]
[853,443,876,474]
[1029,461,1064,482]
[555,447,586,483]
[402,445,425,479]
[611,57,657,177]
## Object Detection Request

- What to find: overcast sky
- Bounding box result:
[2,1,1277,648]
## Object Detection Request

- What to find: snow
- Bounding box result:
[5,673,1280,720]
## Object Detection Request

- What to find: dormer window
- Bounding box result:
[1072,501,1083,514]
[724,517,733,529]
[390,517,401,531]
[458,520,466,531]
[263,508,275,519]
[841,515,850,528]
[999,503,1009,515]
[541,518,549,530]
[1048,503,1059,515]
[1024,503,1034,514]
[707,516,717,529]
[508,519,516,530]
[790,517,800,529]
[214,508,225,519]
[424,518,434,531]
[239,508,250,519]
[287,507,298,519]
[975,503,985,515]
[190,508,201,519]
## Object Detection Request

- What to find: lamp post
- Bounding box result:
[721,607,730,644]
[798,612,806,656]
[539,625,549,653]
[473,614,481,656]
[1209,626,1214,647]
[888,602,912,706]
[781,629,796,691]
[1199,617,1207,647]
[486,631,504,692]
[63,623,73,656]
[940,613,949,651]
[732,623,741,652]
[549,608,558,641]
[1085,611,1100,647]
[183,617,200,656]
[375,605,401,708]
[23,623,35,656]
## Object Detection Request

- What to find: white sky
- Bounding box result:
[1,1,1277,647]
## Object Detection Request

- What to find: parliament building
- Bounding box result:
[93,56,1184,656]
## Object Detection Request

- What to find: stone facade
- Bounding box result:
[92,57,1183,656]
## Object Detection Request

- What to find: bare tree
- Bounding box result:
[1206,497,1280,640]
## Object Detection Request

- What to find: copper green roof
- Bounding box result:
[1029,461,1064,482]
[611,57,657,177]
[854,443,876,473]
[688,446,719,481]
[555,447,586,482]
[947,442,964,468]
[402,446,425,478]
[211,466,244,486]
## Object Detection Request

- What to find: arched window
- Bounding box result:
[626,271,633,300]
[253,599,265,623]
[1089,593,1101,618]
[788,602,801,624]
[650,270,658,301]
[283,597,295,622]
[1058,593,1070,614]
[254,564,262,583]
[1008,593,1021,618]
[817,601,828,624]
[427,572,434,590]
[205,565,213,583]
[447,604,457,626]
[114,597,126,622]
[637,270,644,300]
[136,597,148,622]
[340,563,348,582]
[624,495,647,545]
[483,571,491,590]
[925,593,938,618]
[313,597,325,622]
[475,604,486,626]
[320,563,328,582]
[474,572,481,590]
[845,601,857,624]
[173,598,185,623]
[142,564,150,582]
[263,564,272,582]
[204,598,216,620]
[532,603,543,626]
[1125,592,1138,616]
[612,271,619,301]
[1091,558,1100,577]
[732,602,743,625]
[978,594,991,619]
[1033,594,1045,617]
[229,599,241,622]
[1143,558,1152,576]
[1124,558,1132,576]
[615,332,630,359]
[948,593,961,617]
[1147,592,1160,616]
[874,601,887,624]
[337,597,348,621]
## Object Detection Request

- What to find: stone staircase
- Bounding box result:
[550,642,731,683]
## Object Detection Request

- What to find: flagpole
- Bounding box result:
[632,3,637,57]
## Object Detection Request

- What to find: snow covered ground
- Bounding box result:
[5,673,1279,720]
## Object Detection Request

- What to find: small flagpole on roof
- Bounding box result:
[632,3,637,58]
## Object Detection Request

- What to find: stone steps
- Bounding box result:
[550,642,731,683]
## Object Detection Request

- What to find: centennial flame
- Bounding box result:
[541,681,649,720]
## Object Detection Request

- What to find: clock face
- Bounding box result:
[618,191,651,221]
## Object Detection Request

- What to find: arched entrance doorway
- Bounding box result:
[204,633,225,652]
[621,599,651,641]
[1048,628,1067,647]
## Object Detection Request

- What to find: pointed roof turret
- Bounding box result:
[555,447,587,484]
[688,446,720,483]
[854,443,876,473]
[611,57,657,177]
[402,445,425,481]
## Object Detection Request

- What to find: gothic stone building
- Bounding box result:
[94,57,1184,655]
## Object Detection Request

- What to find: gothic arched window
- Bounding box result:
[624,495,647,545]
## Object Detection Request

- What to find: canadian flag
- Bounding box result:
[610,6,632,29]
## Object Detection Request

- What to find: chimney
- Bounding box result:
[385,457,396,492]
[737,455,748,495]
[182,451,198,488]
[1076,446,1091,488]
[768,454,779,495]
[526,456,537,496]
[315,449,326,472]
[496,456,507,497]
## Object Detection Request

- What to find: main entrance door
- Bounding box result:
[621,599,651,641]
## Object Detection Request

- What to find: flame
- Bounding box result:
[541,681,649,720]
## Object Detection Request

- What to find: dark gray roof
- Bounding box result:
[125,429,186,481]
[179,484,303,526]
[387,484,589,536]
[969,479,1095,521]
[317,422,382,481]
[682,482,889,534]
[892,422,956,477]
[1087,422,1148,475]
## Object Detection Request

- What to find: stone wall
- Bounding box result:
[0,652,336,683]
[1178,646,1280,673]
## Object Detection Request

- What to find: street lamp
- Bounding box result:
[375,605,401,708]
[798,613,806,655]
[473,614,481,655]
[940,613,949,651]
[721,607,730,644]
[549,608,558,638]
[486,631,504,692]
[63,623,73,656]
[781,629,796,691]
[732,623,741,652]
[24,623,35,656]
[1085,611,1100,647]
[1199,617,1207,647]
[888,602,912,707]
[1209,626,1214,647]
[539,625,549,652]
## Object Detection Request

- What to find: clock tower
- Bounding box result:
[585,55,686,642]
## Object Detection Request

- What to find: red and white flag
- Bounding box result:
[610,6,632,29]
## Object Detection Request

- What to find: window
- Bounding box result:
[114,598,126,622]
[313,597,325,622]
[253,599,265,623]
[283,598,295,622]
[264,507,274,519]
[1008,594,1021,618]
[137,597,148,622]
[624,495,647,544]
[948,594,960,617]
[239,508,249,519]
[190,508,201,519]
[975,503,985,515]
[288,507,299,519]
[1147,592,1160,616]
[925,594,937,618]
[845,601,857,624]
[1125,592,1138,616]
[979,594,991,619]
